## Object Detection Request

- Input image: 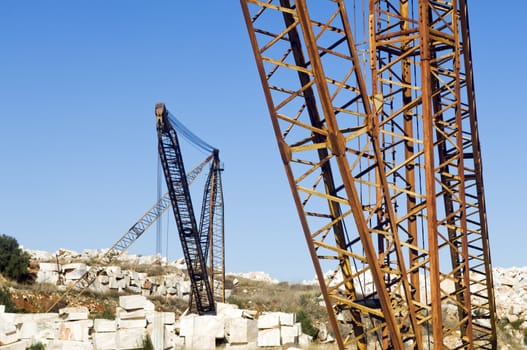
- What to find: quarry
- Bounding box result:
[1,249,527,349]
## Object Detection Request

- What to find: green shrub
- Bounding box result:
[226,296,243,309]
[141,335,154,350]
[0,286,18,312]
[26,342,45,350]
[91,304,115,320]
[296,309,318,337]
[0,234,31,282]
[510,319,524,330]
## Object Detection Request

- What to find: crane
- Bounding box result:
[156,102,222,315]
[46,105,224,313]
[241,0,496,349]
[198,150,225,303]
[46,154,214,312]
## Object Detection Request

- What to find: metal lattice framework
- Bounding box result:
[46,155,214,312]
[199,151,225,302]
[156,103,215,315]
[209,154,226,303]
[240,0,496,348]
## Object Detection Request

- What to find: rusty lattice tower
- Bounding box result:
[240,0,496,348]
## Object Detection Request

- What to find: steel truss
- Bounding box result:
[46,155,214,312]
[199,151,225,302]
[156,103,215,315]
[240,0,496,348]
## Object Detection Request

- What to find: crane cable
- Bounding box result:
[167,112,216,154]
[156,157,163,255]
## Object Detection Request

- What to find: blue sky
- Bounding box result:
[0,2,525,282]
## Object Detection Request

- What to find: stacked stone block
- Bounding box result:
[1,301,313,350]
[256,312,303,347]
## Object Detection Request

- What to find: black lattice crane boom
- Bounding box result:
[241,0,496,348]
[45,154,214,312]
[199,150,225,302]
[155,102,216,315]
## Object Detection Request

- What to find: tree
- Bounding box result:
[0,234,31,282]
[0,286,17,312]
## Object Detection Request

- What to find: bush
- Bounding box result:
[0,286,18,312]
[26,343,45,350]
[0,234,31,282]
[296,309,318,337]
[141,335,154,350]
[91,304,116,320]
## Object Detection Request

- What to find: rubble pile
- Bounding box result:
[30,249,194,301]
[492,267,527,348]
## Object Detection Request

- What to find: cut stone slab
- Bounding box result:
[62,263,87,272]
[105,266,122,277]
[118,318,147,329]
[127,285,142,294]
[0,340,29,350]
[280,324,301,344]
[226,318,258,344]
[185,335,215,350]
[179,314,224,339]
[277,312,296,326]
[148,312,175,326]
[14,313,60,341]
[148,324,162,350]
[58,320,92,342]
[257,313,280,329]
[225,342,257,350]
[46,340,93,350]
[161,312,175,325]
[0,333,18,347]
[19,321,37,339]
[116,328,147,350]
[194,315,225,338]
[298,333,313,346]
[0,312,15,325]
[93,332,117,350]
[0,323,18,346]
[217,302,244,319]
[147,322,175,350]
[145,299,155,311]
[58,306,89,321]
[173,334,185,349]
[109,276,120,289]
[257,328,281,347]
[64,268,87,280]
[117,307,146,320]
[36,271,59,284]
[93,319,117,333]
[178,315,194,337]
[119,294,147,311]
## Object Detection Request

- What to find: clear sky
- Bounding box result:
[0,2,525,283]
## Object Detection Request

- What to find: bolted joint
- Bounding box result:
[278,138,292,164]
[328,130,346,157]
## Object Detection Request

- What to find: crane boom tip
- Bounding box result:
[155,103,166,117]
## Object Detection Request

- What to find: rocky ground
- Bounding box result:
[1,249,526,349]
